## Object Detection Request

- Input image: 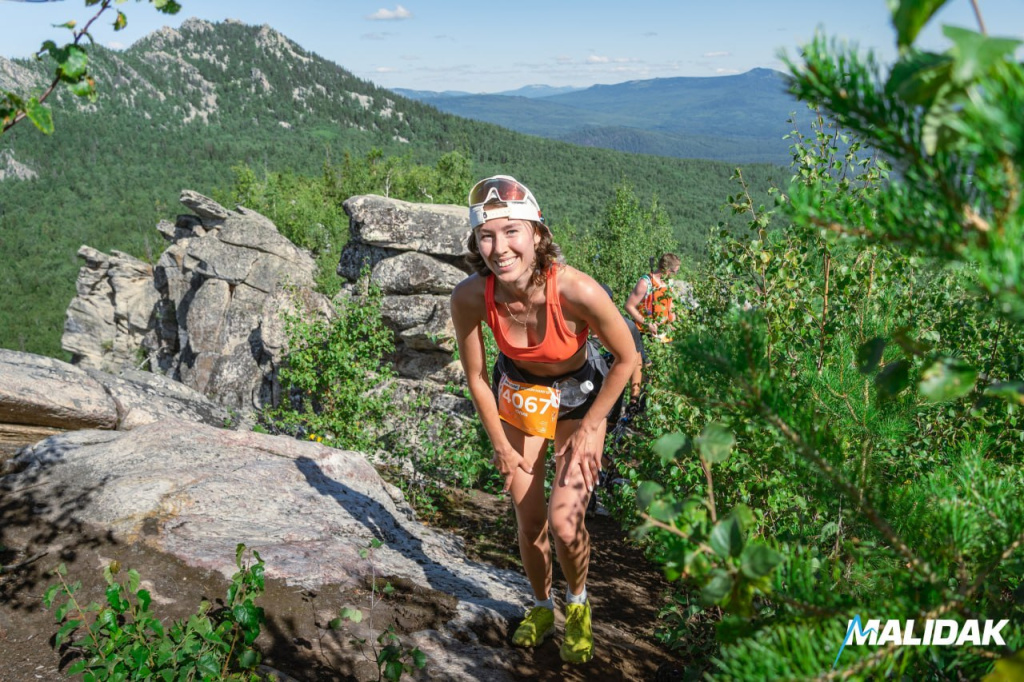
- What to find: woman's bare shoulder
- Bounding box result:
[557,265,601,300]
[451,273,487,315]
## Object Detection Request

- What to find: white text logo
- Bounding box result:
[833,615,1008,668]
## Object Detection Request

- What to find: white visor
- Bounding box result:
[469,201,544,229]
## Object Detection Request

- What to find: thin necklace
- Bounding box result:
[503,295,534,327]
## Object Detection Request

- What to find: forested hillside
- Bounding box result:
[0,17,783,357]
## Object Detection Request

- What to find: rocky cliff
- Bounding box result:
[60,190,473,419]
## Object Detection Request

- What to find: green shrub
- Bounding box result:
[43,544,266,681]
[561,181,676,303]
[621,6,1024,676]
[263,271,395,453]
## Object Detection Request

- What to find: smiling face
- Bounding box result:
[474,216,542,289]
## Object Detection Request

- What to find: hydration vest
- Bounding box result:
[640,273,673,323]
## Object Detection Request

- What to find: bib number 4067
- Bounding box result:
[500,386,559,414]
[497,378,561,440]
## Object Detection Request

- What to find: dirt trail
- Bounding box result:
[0,443,684,681]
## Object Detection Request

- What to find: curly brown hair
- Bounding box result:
[465,220,564,288]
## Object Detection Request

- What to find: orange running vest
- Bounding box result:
[641,273,673,323]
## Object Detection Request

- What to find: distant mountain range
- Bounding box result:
[392,69,808,165]
[393,84,585,100]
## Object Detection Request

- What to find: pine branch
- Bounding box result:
[965,527,1024,601]
[757,406,938,586]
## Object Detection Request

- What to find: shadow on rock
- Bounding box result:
[0,435,117,609]
[296,455,483,600]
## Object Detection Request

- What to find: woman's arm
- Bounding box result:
[625,277,658,335]
[450,276,532,491]
[556,268,638,489]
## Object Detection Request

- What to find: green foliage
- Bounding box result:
[612,6,1024,675]
[329,539,427,681]
[262,271,395,452]
[219,162,349,296]
[42,543,265,681]
[561,182,675,303]
[380,403,500,521]
[337,148,473,206]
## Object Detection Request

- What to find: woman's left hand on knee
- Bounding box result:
[555,422,603,491]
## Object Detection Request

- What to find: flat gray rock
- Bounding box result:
[343,195,470,258]
[0,349,229,432]
[5,420,529,623]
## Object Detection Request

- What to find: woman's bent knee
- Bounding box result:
[548,513,587,548]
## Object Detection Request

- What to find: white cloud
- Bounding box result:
[107,41,125,50]
[715,67,740,74]
[367,5,412,20]
[586,55,610,64]
[643,32,658,38]
[362,32,392,40]
[375,66,397,73]
[555,55,573,64]
[704,51,730,58]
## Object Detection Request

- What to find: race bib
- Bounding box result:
[497,375,561,439]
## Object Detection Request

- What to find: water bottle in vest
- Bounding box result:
[557,378,594,409]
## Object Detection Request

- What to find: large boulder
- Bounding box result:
[4,419,528,626]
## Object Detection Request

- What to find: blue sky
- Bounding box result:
[1,1,1022,92]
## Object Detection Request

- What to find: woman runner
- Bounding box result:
[450,175,636,664]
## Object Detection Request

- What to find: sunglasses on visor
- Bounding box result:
[468,175,545,228]
[468,176,534,206]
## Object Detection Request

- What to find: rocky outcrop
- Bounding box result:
[0,55,42,94]
[63,246,160,374]
[0,148,38,182]
[63,190,330,412]
[61,192,476,423]
[0,349,229,432]
[339,195,470,384]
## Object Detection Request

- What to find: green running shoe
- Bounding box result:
[560,600,594,664]
[512,606,555,647]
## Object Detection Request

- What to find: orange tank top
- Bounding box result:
[485,268,589,364]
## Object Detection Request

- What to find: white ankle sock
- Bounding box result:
[566,586,587,605]
[535,596,554,610]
